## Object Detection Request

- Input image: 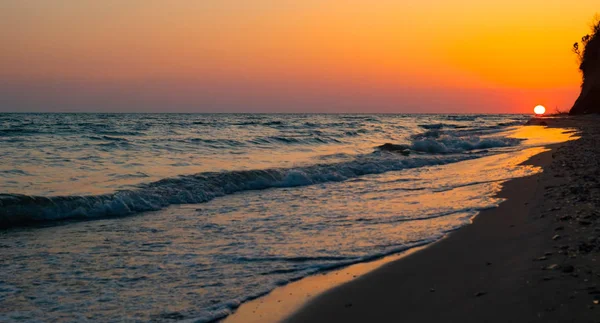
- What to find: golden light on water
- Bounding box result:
[534,105,546,115]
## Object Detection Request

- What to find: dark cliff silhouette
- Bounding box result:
[571,16,600,115]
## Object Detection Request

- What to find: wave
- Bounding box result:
[0,128,42,136]
[419,123,468,130]
[410,135,521,154]
[441,114,526,122]
[0,169,31,176]
[249,136,343,145]
[409,124,524,154]
[89,135,129,142]
[0,154,479,229]
[442,115,479,121]
[188,237,441,323]
[174,135,351,148]
[110,172,150,179]
[420,121,524,133]
[96,130,141,136]
[229,120,284,127]
[188,138,246,147]
[235,255,352,263]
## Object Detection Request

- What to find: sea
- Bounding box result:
[0,113,574,322]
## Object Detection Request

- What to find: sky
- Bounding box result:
[0,1,598,113]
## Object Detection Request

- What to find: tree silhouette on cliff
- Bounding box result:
[570,15,600,114]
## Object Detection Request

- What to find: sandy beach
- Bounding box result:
[266,116,600,322]
[283,116,600,322]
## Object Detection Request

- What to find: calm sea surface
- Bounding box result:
[0,114,573,321]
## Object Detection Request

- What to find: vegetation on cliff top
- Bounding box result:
[572,15,600,85]
[570,15,600,114]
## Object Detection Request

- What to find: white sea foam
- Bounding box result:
[0,153,482,228]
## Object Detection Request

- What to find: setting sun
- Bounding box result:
[534,105,546,115]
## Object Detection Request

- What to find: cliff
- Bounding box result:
[571,19,600,115]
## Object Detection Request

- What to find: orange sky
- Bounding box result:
[0,1,597,113]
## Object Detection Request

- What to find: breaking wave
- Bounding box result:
[0,154,479,228]
[411,136,522,154]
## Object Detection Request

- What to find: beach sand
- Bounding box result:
[283,116,600,322]
[228,116,600,322]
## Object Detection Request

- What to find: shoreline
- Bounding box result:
[222,246,427,323]
[282,116,600,322]
[284,147,558,322]
[225,147,556,322]
[224,120,585,322]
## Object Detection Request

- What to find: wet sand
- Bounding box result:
[283,116,600,322]
[223,247,426,323]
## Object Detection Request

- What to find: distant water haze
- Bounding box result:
[0,0,597,112]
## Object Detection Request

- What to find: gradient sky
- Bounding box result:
[0,1,597,113]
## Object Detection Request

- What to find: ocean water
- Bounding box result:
[0,114,572,322]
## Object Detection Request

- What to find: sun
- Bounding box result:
[534,105,546,115]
